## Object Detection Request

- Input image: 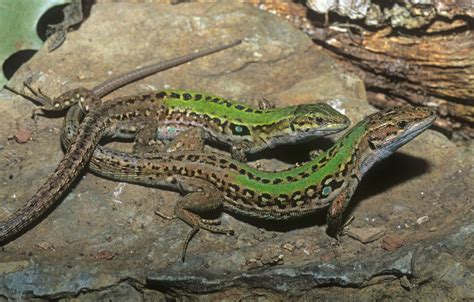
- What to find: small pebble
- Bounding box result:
[382,235,403,251]
[35,241,55,251]
[262,254,284,266]
[282,243,294,252]
[14,129,32,144]
[416,216,429,225]
[246,258,263,270]
[295,239,305,249]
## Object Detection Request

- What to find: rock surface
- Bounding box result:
[0,2,472,300]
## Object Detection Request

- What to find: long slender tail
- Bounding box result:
[92,39,242,97]
[0,111,106,243]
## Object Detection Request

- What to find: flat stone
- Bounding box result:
[347,227,386,243]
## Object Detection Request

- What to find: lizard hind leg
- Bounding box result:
[172,178,233,262]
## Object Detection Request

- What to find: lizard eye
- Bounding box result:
[230,123,250,136]
[315,117,325,124]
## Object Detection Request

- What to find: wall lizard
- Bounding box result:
[0,40,350,244]
[62,105,436,260]
[15,39,350,162]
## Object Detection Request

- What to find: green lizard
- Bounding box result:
[63,105,436,260]
[18,39,350,162]
[61,89,350,162]
[0,40,350,244]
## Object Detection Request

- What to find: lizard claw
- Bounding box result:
[340,215,354,235]
[31,107,43,120]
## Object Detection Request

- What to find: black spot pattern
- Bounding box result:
[272,178,282,184]
[229,123,250,136]
[156,91,167,99]
[182,93,192,100]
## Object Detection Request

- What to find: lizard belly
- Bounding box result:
[154,120,247,145]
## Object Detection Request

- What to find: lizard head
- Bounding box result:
[290,102,351,137]
[359,106,436,174]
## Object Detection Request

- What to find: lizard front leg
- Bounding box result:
[157,177,234,261]
[226,98,275,162]
[230,141,255,162]
[230,135,268,162]
[132,123,181,153]
[132,126,165,153]
[164,128,207,153]
[326,177,358,238]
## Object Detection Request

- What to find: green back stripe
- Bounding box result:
[163,89,296,125]
[233,121,368,195]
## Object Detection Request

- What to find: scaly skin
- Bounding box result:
[62,90,350,161]
[64,106,436,260]
[0,40,242,243]
[0,92,104,242]
[1,39,349,245]
[12,38,349,161]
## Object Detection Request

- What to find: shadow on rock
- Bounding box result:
[350,152,431,208]
[228,207,328,234]
[249,137,335,164]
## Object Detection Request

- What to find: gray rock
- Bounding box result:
[0,1,471,300]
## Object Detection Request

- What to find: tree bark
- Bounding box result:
[248,0,474,139]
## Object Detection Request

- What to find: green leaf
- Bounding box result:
[0,0,71,85]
